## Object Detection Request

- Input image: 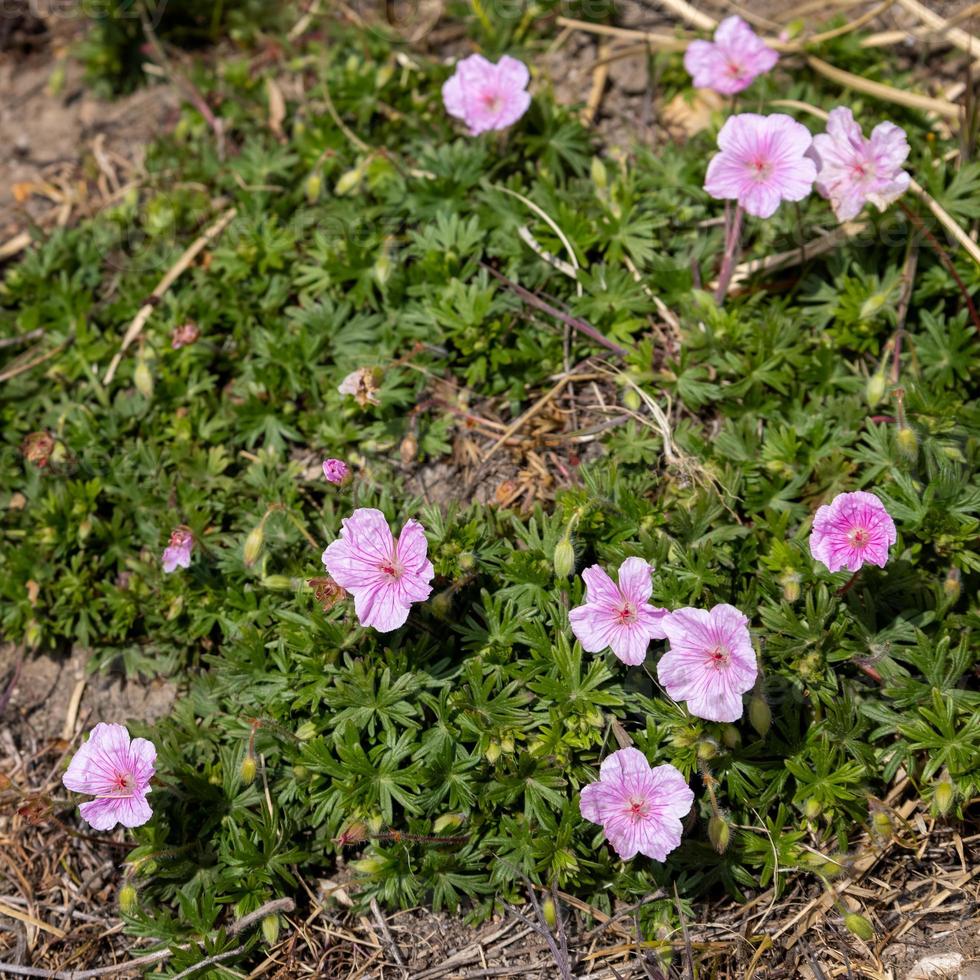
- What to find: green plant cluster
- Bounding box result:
[2,6,979,965]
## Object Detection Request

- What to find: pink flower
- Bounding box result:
[321,508,434,632]
[809,490,897,573]
[170,321,200,350]
[811,107,911,222]
[580,748,694,861]
[568,558,669,666]
[684,16,778,95]
[442,54,531,136]
[323,458,350,485]
[161,527,193,574]
[705,113,816,218]
[658,605,757,723]
[62,723,156,831]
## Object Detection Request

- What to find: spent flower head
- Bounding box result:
[568,557,669,666]
[161,527,193,574]
[811,107,911,222]
[580,748,694,861]
[170,321,200,350]
[321,507,434,632]
[809,490,897,573]
[62,723,156,831]
[338,367,381,407]
[684,15,778,95]
[658,604,758,722]
[705,113,816,218]
[442,54,531,136]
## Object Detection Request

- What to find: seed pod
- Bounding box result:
[261,914,280,946]
[708,815,730,854]
[240,753,257,786]
[243,524,265,567]
[118,883,138,915]
[748,695,771,737]
[843,912,874,942]
[697,739,718,760]
[305,173,322,204]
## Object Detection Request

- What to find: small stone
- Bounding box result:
[905,952,962,980]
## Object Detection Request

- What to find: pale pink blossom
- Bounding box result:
[809,490,896,573]
[321,508,434,632]
[811,107,910,221]
[62,723,156,831]
[705,113,816,218]
[684,16,778,95]
[322,458,350,485]
[442,54,531,136]
[568,558,669,666]
[161,527,193,574]
[658,605,757,723]
[580,748,694,861]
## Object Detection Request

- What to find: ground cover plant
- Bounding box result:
[2,1,980,975]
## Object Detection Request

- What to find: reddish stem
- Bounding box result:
[714,205,744,305]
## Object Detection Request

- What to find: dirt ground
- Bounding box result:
[3,0,980,977]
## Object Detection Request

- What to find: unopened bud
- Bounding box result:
[623,386,642,411]
[697,739,718,760]
[870,807,893,839]
[292,764,310,781]
[295,721,317,740]
[261,575,293,590]
[336,822,368,846]
[708,815,730,854]
[590,156,608,190]
[780,569,801,603]
[866,371,887,408]
[78,518,92,542]
[118,883,138,915]
[843,912,874,942]
[399,431,418,466]
[542,896,558,930]
[432,812,465,833]
[457,551,477,573]
[553,535,575,579]
[243,524,265,567]
[305,173,322,203]
[943,567,961,604]
[25,620,41,649]
[134,356,154,399]
[721,725,741,750]
[896,425,918,459]
[500,735,515,754]
[749,695,771,737]
[261,914,280,946]
[351,855,385,874]
[804,798,821,819]
[934,777,955,816]
[335,164,364,196]
[240,753,257,785]
[485,741,501,764]
[431,589,453,620]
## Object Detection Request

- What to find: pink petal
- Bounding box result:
[616,557,653,605]
[353,583,411,632]
[607,624,652,666]
[580,564,620,606]
[569,603,619,653]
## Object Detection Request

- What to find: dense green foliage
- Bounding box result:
[3,5,980,965]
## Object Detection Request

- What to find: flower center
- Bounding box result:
[707,645,730,668]
[98,772,136,799]
[726,60,743,78]
[378,558,403,581]
[749,158,773,182]
[848,527,870,550]
[481,92,502,113]
[626,797,648,821]
[617,602,637,626]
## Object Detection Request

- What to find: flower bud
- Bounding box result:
[295,721,317,741]
[542,896,558,930]
[780,569,801,603]
[697,739,718,760]
[336,822,368,846]
[896,425,918,459]
[335,164,364,196]
[708,815,730,854]
[485,741,501,764]
[430,589,453,620]
[500,735,515,754]
[934,776,955,816]
[305,173,322,203]
[804,798,821,819]
[119,883,138,915]
[261,575,293,590]
[351,855,385,874]
[721,725,741,750]
[240,753,257,785]
[322,458,350,486]
[292,764,310,781]
[943,567,961,604]
[748,695,771,737]
[25,620,41,649]
[457,551,477,573]
[78,518,92,543]
[865,371,887,408]
[243,524,265,567]
[590,156,608,190]
[261,914,280,946]
[134,356,154,399]
[433,812,465,833]
[843,912,874,942]
[871,807,893,839]
[553,535,575,579]
[623,387,642,411]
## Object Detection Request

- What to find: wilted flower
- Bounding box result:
[161,527,193,574]
[321,507,434,632]
[170,321,200,350]
[808,490,897,573]
[568,558,669,666]
[338,367,381,407]
[322,458,350,485]
[21,431,54,467]
[442,54,531,136]
[62,723,156,831]
[811,107,910,221]
[658,604,758,722]
[307,575,348,611]
[579,747,694,861]
[684,15,778,95]
[705,113,816,218]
